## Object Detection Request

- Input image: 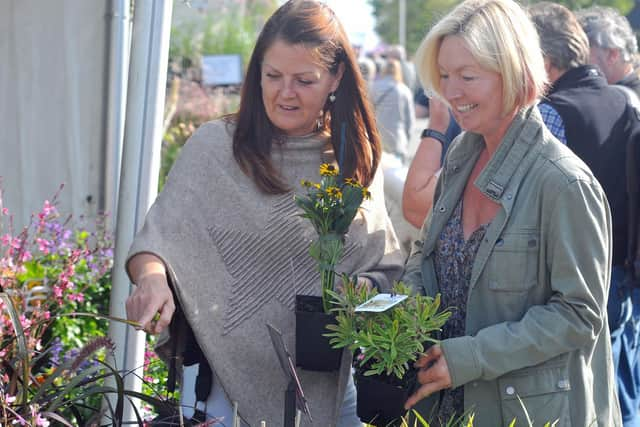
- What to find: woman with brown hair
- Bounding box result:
[124,1,403,426]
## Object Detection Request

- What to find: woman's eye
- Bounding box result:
[440,73,449,80]
[266,73,280,79]
[462,75,475,82]
[298,79,313,85]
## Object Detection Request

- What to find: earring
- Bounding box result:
[329,92,336,103]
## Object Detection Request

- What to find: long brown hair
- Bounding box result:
[228,0,381,194]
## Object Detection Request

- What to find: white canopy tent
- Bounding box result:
[1,0,173,421]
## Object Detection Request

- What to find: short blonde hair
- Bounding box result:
[414,0,547,114]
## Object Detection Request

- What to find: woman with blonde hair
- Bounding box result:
[402,0,621,424]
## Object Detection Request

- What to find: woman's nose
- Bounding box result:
[442,79,462,102]
[281,79,296,98]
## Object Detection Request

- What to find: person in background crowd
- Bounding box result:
[370,58,415,164]
[369,58,417,256]
[402,0,620,425]
[530,3,640,426]
[386,44,417,93]
[358,56,376,89]
[577,8,640,426]
[578,6,640,96]
[124,1,404,425]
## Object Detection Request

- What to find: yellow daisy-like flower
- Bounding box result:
[300,179,314,188]
[362,188,371,200]
[344,177,362,188]
[326,186,343,199]
[313,183,321,189]
[319,163,339,176]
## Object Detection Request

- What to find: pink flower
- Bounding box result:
[53,287,63,298]
[36,238,50,254]
[10,237,21,249]
[19,250,32,262]
[42,200,54,216]
[30,405,50,427]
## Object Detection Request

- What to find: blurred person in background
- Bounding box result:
[578,6,640,96]
[370,58,415,165]
[386,44,417,93]
[531,3,640,426]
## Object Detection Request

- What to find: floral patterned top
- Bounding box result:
[433,200,490,424]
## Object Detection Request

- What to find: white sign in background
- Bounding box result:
[201,54,243,86]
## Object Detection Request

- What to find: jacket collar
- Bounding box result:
[444,106,544,205]
[547,65,606,95]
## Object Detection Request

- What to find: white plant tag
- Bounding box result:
[355,293,408,312]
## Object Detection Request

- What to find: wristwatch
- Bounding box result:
[421,128,449,146]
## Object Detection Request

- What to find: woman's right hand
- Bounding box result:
[125,254,175,334]
[427,97,451,133]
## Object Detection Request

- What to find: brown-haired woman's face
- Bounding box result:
[261,40,343,137]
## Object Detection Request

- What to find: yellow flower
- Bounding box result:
[319,163,339,176]
[344,177,362,188]
[326,186,343,199]
[313,183,321,189]
[300,179,314,188]
[362,188,371,200]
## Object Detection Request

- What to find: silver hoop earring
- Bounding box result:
[329,92,336,103]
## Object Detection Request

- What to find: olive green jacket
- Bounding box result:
[403,107,622,426]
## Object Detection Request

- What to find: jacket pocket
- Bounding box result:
[498,365,571,427]
[488,229,539,292]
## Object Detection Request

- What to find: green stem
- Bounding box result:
[321,268,336,313]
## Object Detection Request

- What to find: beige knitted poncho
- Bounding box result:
[128,119,404,426]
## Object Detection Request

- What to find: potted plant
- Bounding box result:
[325,277,451,426]
[293,163,370,371]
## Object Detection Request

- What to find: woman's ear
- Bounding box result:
[330,62,346,93]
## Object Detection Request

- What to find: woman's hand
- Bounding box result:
[404,344,452,409]
[125,254,175,335]
[427,98,451,134]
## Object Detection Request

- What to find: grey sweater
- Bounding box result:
[128,119,404,426]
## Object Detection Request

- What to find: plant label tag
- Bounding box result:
[355,293,408,312]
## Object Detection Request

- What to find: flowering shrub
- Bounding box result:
[294,163,371,313]
[0,184,171,426]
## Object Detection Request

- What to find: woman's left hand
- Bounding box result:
[404,344,452,409]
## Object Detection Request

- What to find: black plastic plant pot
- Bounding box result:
[295,295,342,371]
[355,371,416,427]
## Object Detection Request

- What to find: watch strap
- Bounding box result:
[421,128,449,146]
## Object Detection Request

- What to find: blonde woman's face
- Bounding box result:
[437,35,508,144]
[261,40,343,137]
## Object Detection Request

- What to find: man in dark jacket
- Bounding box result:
[530,3,640,426]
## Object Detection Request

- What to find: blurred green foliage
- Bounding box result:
[368,0,635,58]
[169,0,278,76]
